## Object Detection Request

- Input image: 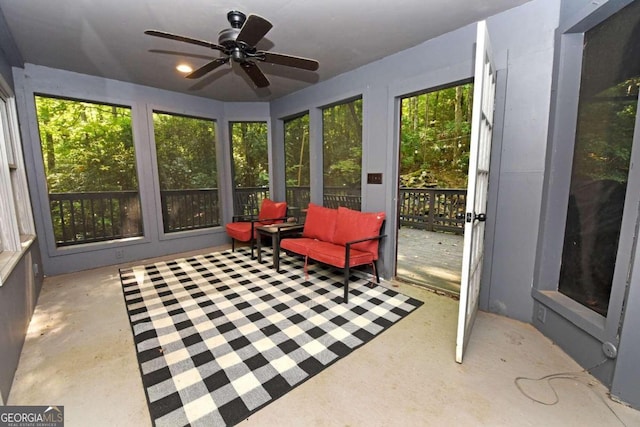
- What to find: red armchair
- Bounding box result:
[225,198,287,258]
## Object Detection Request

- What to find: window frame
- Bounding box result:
[321,96,363,210]
[151,109,221,235]
[146,103,224,241]
[533,0,640,343]
[33,94,144,249]
[283,111,311,211]
[228,120,270,216]
[30,93,152,256]
[0,75,36,286]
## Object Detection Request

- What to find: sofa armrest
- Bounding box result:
[232,214,257,222]
[345,234,387,247]
[232,215,287,223]
[258,216,288,223]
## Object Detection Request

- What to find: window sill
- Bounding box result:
[532,288,606,342]
[0,235,36,287]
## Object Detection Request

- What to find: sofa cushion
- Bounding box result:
[280,237,317,256]
[307,241,374,268]
[333,207,385,258]
[226,222,255,242]
[302,203,338,243]
[258,198,287,224]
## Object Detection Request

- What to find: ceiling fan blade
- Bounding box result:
[260,51,319,71]
[145,30,225,52]
[186,58,229,79]
[237,15,273,47]
[240,62,270,88]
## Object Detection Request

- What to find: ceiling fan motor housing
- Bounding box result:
[227,10,246,28]
[218,27,240,49]
[218,11,255,63]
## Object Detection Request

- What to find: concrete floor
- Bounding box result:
[8,246,640,427]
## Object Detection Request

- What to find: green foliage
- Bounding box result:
[323,98,362,189]
[231,122,269,188]
[35,96,137,192]
[400,84,473,188]
[153,112,217,190]
[573,78,639,183]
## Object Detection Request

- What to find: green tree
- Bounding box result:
[399,83,473,188]
[153,112,217,190]
[573,77,639,183]
[231,122,269,188]
[323,98,363,189]
[35,96,137,193]
[284,114,310,187]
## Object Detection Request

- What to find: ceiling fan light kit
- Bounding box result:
[145,10,319,89]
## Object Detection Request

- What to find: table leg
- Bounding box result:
[273,230,280,272]
[256,232,263,263]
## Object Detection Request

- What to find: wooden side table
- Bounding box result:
[256,223,304,272]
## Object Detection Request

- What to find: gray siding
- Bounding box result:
[0,243,43,404]
[0,16,43,404]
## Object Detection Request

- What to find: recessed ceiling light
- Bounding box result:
[176,64,193,73]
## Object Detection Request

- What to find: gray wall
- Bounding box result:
[530,0,640,408]
[481,1,559,320]
[14,65,269,276]
[0,21,44,403]
[0,6,20,88]
[0,241,43,404]
[271,0,560,323]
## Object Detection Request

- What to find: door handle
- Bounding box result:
[457,212,487,223]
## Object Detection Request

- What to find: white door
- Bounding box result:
[455,20,496,363]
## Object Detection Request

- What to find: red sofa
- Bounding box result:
[280,203,386,303]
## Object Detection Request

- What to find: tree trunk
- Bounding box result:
[454,85,463,162]
[45,132,55,172]
[347,102,362,142]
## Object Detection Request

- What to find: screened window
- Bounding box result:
[558,1,640,316]
[0,81,35,282]
[153,112,219,233]
[284,113,310,214]
[230,121,269,215]
[322,98,362,210]
[35,96,142,246]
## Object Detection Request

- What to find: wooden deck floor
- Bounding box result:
[396,227,464,295]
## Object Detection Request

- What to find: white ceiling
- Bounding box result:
[0,0,529,102]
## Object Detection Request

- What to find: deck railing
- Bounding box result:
[49,186,466,246]
[160,189,220,233]
[49,191,144,246]
[289,186,466,234]
[233,187,270,216]
[398,188,466,234]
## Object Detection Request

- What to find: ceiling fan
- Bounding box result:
[145,10,319,88]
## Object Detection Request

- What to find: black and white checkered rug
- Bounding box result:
[119,247,423,426]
